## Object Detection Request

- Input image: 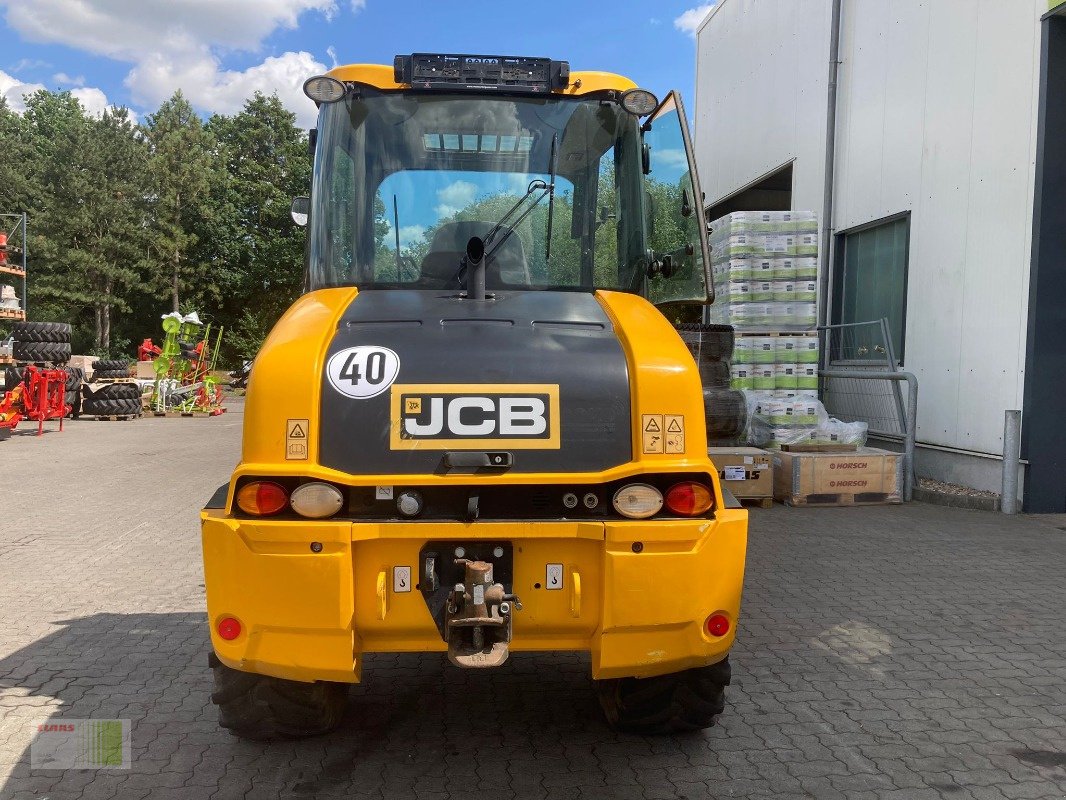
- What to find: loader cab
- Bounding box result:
[299,54,713,307]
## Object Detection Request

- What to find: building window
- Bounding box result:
[833,213,910,362]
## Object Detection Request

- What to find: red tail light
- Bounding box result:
[706,614,731,637]
[236,481,288,516]
[217,617,242,640]
[665,482,713,516]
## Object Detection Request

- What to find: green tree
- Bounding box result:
[0,96,39,215]
[21,92,149,351]
[144,91,220,313]
[204,93,311,359]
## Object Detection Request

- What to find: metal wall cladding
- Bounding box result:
[696,0,1045,457]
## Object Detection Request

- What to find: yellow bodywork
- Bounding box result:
[202,287,748,683]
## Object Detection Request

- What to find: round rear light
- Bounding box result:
[665,482,713,516]
[290,482,344,519]
[706,613,731,637]
[217,617,242,641]
[236,481,288,516]
[612,484,663,519]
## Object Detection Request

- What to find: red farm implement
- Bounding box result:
[0,365,69,437]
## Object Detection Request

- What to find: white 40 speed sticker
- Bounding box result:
[326,346,400,399]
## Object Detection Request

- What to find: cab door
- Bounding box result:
[641,92,713,306]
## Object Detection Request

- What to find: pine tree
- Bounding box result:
[144,91,219,313]
[21,92,149,351]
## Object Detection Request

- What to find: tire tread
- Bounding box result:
[211,661,348,740]
[596,658,731,735]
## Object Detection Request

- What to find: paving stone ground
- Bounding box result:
[1,399,1065,799]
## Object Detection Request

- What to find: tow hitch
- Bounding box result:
[446,558,522,668]
[419,541,520,668]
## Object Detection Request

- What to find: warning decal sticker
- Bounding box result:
[286,418,309,460]
[642,414,685,454]
[665,415,685,454]
[642,414,664,454]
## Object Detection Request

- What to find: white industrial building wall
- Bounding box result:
[693,0,832,214]
[695,0,1045,474]
[831,0,1043,458]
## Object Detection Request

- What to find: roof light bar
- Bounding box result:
[394,53,570,94]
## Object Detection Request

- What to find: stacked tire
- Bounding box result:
[82,382,141,418]
[675,323,748,443]
[11,321,72,365]
[3,365,25,393]
[64,366,84,418]
[91,359,131,380]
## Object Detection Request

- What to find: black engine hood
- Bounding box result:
[318,289,632,476]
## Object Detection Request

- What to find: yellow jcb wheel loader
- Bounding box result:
[201,53,748,739]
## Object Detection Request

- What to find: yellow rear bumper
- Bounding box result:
[200,509,747,683]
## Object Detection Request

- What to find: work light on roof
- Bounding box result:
[303,75,346,104]
[621,88,659,117]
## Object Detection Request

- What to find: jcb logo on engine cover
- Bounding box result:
[389,384,560,450]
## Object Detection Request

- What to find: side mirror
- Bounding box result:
[642,142,651,175]
[291,196,310,227]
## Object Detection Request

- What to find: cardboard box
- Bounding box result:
[135,360,156,379]
[67,354,96,378]
[773,447,903,506]
[709,446,773,505]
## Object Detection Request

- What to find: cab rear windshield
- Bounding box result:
[308,90,646,292]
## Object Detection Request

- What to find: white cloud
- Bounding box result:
[53,72,85,87]
[674,3,716,37]
[397,225,426,248]
[0,69,45,111]
[2,68,126,119]
[1,0,337,60]
[9,57,49,73]
[127,50,324,127]
[71,87,110,117]
[0,0,349,125]
[326,45,339,68]
[384,223,427,248]
[655,148,690,171]
[436,180,479,218]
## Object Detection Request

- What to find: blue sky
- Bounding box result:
[0,1,715,128]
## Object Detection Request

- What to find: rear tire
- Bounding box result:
[210,655,349,740]
[704,389,748,441]
[595,658,731,735]
[675,323,736,362]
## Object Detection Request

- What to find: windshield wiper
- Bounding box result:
[452,133,559,290]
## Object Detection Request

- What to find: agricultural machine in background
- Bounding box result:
[0,364,69,437]
[147,312,225,415]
